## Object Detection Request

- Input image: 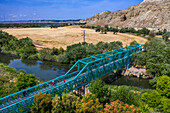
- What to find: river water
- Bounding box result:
[0,53,153,89]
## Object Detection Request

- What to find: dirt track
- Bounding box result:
[2,26,148,49]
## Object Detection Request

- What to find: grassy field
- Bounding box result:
[2,26,148,49]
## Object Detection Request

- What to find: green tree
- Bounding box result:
[75,93,103,113]
[141,75,170,112]
[156,75,170,97]
[89,79,111,105]
[130,40,138,46]
[148,30,155,40]
[95,25,101,32]
[52,92,79,113]
[16,73,38,90]
[111,86,141,106]
[31,93,52,113]
[162,32,170,41]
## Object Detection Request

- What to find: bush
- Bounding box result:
[16,73,38,90]
[130,40,138,46]
[136,33,141,36]
[111,86,141,106]
[52,92,79,113]
[156,75,170,97]
[31,93,52,113]
[149,76,159,88]
[141,75,170,112]
[104,100,140,113]
[89,79,111,104]
[162,32,170,41]
[75,93,103,113]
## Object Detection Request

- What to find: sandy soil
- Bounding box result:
[2,26,148,49]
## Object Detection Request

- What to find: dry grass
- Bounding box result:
[2,26,148,49]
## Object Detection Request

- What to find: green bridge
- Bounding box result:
[0,44,144,113]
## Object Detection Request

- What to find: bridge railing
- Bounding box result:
[0,60,83,106]
[0,63,90,113]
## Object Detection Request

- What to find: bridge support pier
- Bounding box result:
[125,64,129,69]
[74,85,89,96]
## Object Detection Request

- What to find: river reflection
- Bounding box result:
[102,73,154,89]
[0,53,70,81]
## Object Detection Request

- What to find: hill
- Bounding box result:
[80,0,170,31]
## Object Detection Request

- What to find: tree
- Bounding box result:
[162,32,170,41]
[141,75,170,112]
[111,86,141,106]
[113,27,119,34]
[130,40,138,46]
[148,31,155,40]
[52,92,79,113]
[95,25,101,32]
[100,27,107,34]
[156,75,170,98]
[16,73,38,90]
[75,93,103,113]
[89,79,111,105]
[31,93,52,113]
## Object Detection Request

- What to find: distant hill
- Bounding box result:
[80,0,170,31]
[0,19,82,24]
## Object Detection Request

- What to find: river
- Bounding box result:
[0,53,153,89]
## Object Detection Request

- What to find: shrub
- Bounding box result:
[136,33,141,36]
[75,93,103,113]
[89,79,111,104]
[52,92,79,113]
[130,40,138,46]
[149,76,159,88]
[111,86,141,106]
[16,73,38,90]
[31,93,52,113]
[156,75,170,97]
[162,32,170,41]
[104,100,140,113]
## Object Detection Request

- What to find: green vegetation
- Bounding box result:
[141,75,170,112]
[0,30,65,61]
[130,40,138,45]
[76,93,103,113]
[16,72,38,91]
[111,86,141,106]
[31,79,155,113]
[133,38,170,76]
[89,79,111,105]
[52,92,80,113]
[0,63,40,98]
[58,41,122,64]
[31,92,52,113]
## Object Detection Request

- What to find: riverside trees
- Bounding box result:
[133,38,170,77]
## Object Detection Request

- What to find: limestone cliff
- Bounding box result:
[80,0,170,31]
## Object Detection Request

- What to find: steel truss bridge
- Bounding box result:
[0,44,144,113]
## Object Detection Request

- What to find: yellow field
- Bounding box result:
[2,26,148,49]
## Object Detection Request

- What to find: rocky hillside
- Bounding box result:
[80,0,170,31]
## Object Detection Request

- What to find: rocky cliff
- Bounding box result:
[80,0,170,31]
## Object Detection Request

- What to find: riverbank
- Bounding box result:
[0,63,41,98]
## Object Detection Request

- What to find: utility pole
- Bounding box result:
[83,30,86,42]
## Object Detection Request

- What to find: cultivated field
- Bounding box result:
[2,26,148,49]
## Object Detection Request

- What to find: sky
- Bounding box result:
[0,0,143,21]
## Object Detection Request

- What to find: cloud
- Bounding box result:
[12,15,17,18]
